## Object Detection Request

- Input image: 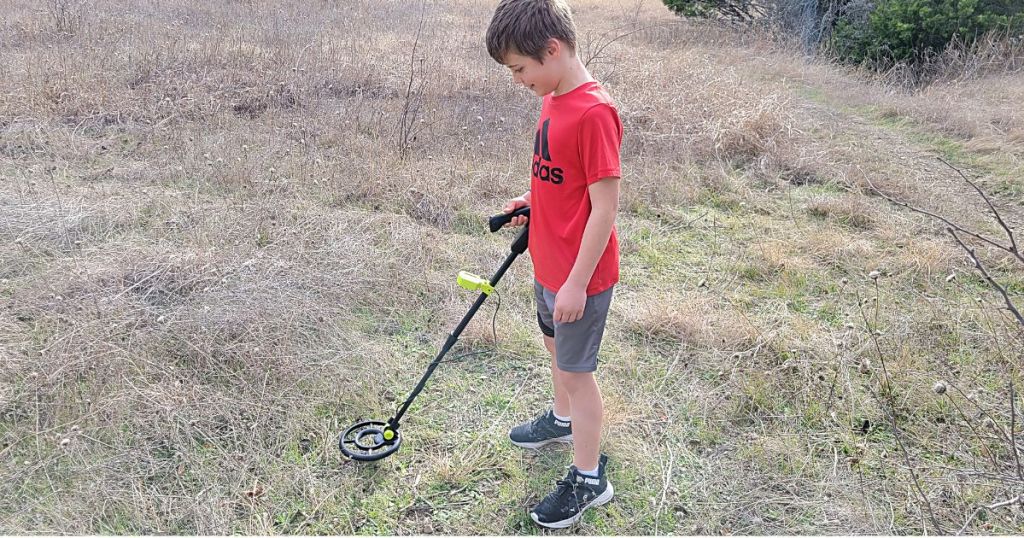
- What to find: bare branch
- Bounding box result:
[958,494,1022,535]
[937,158,1022,264]
[1012,380,1023,482]
[584,22,670,68]
[948,228,1024,329]
[397,1,429,158]
[863,174,1011,255]
[856,291,944,534]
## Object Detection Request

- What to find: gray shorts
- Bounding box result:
[534,280,614,373]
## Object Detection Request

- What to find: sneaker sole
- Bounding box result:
[530,482,614,529]
[509,434,573,449]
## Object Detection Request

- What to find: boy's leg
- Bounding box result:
[507,283,574,450]
[529,285,615,528]
[545,335,571,418]
[547,284,613,471]
[561,370,603,471]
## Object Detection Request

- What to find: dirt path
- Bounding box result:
[796,82,1024,238]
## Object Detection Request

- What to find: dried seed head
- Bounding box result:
[868,270,881,280]
[933,381,947,395]
[859,360,871,374]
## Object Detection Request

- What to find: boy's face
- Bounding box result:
[502,40,562,97]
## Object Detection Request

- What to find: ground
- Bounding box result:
[2,0,1024,534]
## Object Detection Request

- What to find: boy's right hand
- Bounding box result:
[502,196,530,228]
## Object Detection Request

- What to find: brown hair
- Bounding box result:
[486,0,577,64]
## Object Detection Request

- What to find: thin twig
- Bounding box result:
[938,157,1022,264]
[944,391,999,470]
[957,494,1022,535]
[584,22,670,68]
[948,228,1024,328]
[1011,380,1023,481]
[862,175,1011,256]
[856,291,944,533]
[397,0,428,157]
[653,445,675,535]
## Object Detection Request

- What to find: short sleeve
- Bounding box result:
[578,104,623,185]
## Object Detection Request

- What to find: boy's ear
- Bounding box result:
[545,38,560,58]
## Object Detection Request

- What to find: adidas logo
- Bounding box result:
[533,118,564,185]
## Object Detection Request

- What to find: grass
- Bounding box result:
[2,0,1024,534]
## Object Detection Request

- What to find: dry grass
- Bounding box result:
[2,0,1024,534]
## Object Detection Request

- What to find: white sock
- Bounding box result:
[552,411,571,422]
[578,465,599,478]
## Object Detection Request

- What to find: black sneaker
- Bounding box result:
[509,409,573,449]
[530,454,614,529]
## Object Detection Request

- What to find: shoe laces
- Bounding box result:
[553,475,583,511]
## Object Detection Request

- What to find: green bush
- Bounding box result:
[662,0,766,23]
[662,0,1024,68]
[832,0,1024,65]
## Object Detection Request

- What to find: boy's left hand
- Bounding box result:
[553,281,587,324]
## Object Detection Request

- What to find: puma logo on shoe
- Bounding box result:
[554,420,570,427]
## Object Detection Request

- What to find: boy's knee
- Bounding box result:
[559,370,594,392]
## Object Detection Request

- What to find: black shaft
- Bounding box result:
[389,227,527,428]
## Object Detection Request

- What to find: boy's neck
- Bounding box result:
[552,56,594,97]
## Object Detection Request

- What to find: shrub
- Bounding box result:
[663,0,1024,72]
[831,0,1024,66]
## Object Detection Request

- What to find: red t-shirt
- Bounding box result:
[529,81,623,295]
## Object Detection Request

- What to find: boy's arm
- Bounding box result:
[553,177,620,323]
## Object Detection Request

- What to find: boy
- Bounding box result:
[485,0,623,529]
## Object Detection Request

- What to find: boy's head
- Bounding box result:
[486,0,578,97]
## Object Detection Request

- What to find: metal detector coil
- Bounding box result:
[339,420,401,461]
